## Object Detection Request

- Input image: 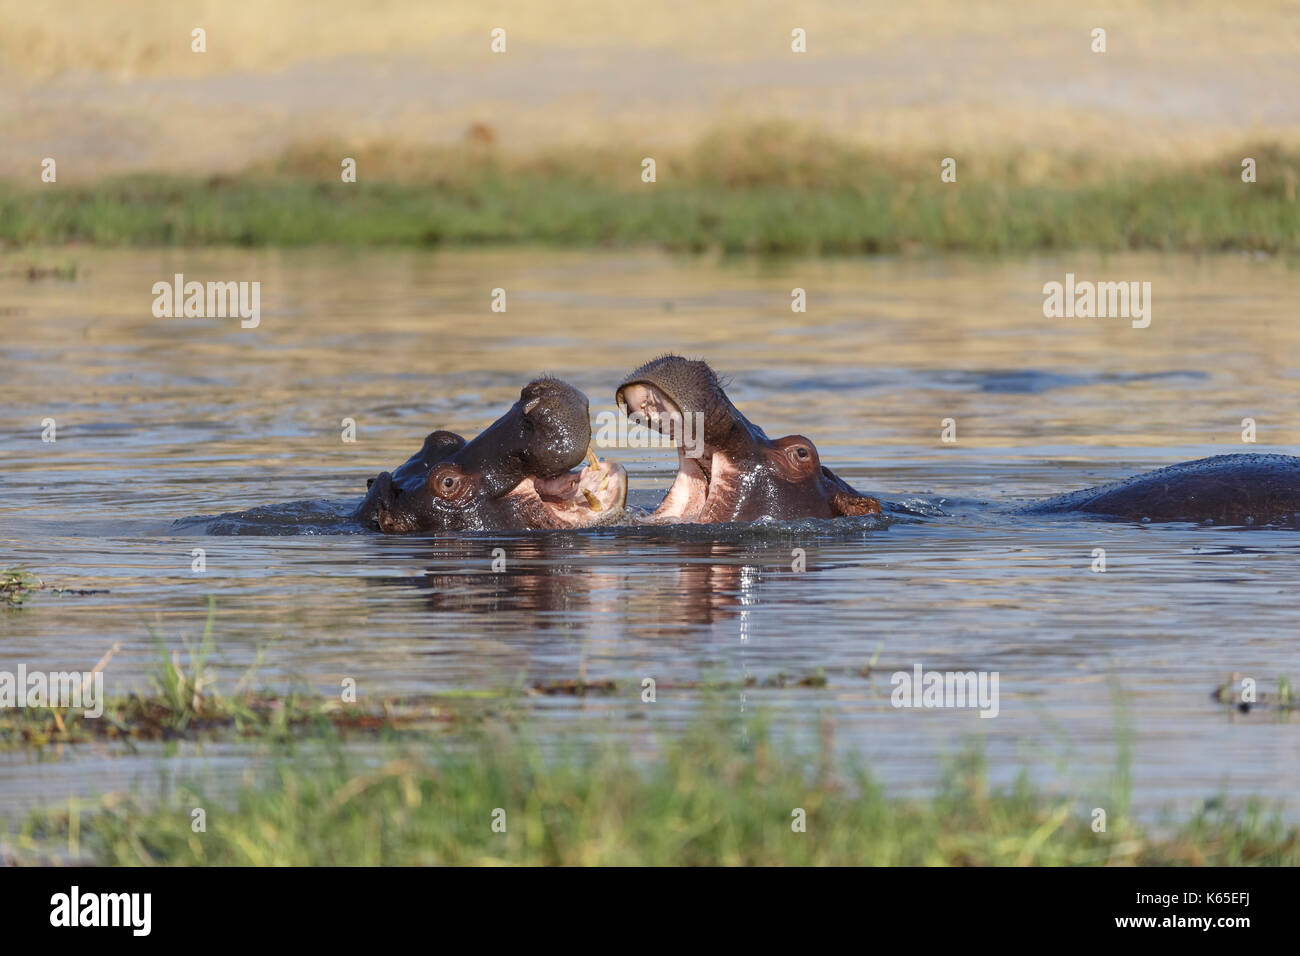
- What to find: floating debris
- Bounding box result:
[1211,673,1295,716]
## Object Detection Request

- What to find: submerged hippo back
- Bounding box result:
[1021,453,1300,524]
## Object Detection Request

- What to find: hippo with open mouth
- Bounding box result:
[616,355,1300,526]
[356,377,626,533]
[616,355,882,522]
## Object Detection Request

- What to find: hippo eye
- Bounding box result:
[782,443,815,471]
[430,467,466,499]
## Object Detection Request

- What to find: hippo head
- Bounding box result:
[356,378,627,533]
[616,355,880,523]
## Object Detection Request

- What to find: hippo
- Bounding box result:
[1020,453,1300,524]
[615,355,1300,526]
[357,377,626,533]
[615,355,882,523]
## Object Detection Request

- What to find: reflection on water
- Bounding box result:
[1,248,1298,821]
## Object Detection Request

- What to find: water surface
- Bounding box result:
[2,248,1298,821]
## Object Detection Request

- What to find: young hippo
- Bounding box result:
[617,355,1300,526]
[357,378,626,533]
[615,355,881,523]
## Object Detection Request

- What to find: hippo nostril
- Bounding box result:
[366,477,375,490]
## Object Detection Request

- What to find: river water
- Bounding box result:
[1,248,1297,821]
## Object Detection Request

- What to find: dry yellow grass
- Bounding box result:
[1,0,1297,178]
[4,0,1297,77]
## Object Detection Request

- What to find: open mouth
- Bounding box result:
[507,446,629,527]
[618,381,720,523]
[645,437,746,523]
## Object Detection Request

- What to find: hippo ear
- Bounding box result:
[831,491,882,516]
[425,430,467,457]
[390,431,469,487]
[416,430,467,468]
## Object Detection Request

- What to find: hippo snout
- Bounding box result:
[354,471,396,527]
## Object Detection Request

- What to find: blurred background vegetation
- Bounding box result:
[2,0,1297,253]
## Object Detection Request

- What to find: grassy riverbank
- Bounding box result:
[7,714,1298,866]
[4,592,1297,866]
[3,131,1297,255]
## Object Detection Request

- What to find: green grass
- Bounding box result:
[7,714,1298,866]
[1,568,41,608]
[0,594,843,751]
[4,599,1297,865]
[1,566,105,608]
[0,667,496,751]
[3,131,1297,254]
[0,599,506,750]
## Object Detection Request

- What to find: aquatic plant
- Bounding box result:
[0,568,41,609]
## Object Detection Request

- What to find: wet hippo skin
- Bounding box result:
[616,356,1300,526]
[1019,453,1300,523]
[356,377,627,533]
[616,355,882,523]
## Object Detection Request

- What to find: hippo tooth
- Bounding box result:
[582,488,603,511]
[586,446,600,470]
